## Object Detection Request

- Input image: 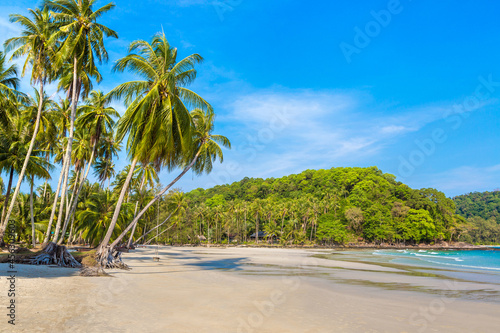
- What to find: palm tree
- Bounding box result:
[102,108,230,264]
[126,163,159,247]
[136,190,186,245]
[0,52,20,243]
[2,7,56,235]
[98,33,212,254]
[43,98,70,244]
[0,51,20,128]
[77,190,130,247]
[0,109,53,245]
[43,0,117,246]
[56,90,118,244]
[93,158,115,188]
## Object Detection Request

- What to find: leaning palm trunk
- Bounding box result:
[98,157,139,253]
[0,167,15,245]
[144,222,176,245]
[52,166,78,243]
[30,176,36,248]
[2,80,45,240]
[134,207,178,244]
[67,216,75,245]
[58,148,95,245]
[55,167,82,244]
[97,150,201,267]
[43,152,69,244]
[126,211,139,248]
[52,57,79,243]
[126,175,146,248]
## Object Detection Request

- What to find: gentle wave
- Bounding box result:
[371,249,500,271]
[425,260,500,271]
[413,253,462,261]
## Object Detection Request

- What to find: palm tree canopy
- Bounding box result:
[77,90,119,146]
[0,51,20,128]
[110,33,212,170]
[5,6,56,83]
[44,0,118,71]
[190,108,231,175]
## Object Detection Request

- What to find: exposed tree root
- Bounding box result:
[97,246,130,270]
[29,242,81,268]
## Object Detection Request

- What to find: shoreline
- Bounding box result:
[1,246,500,332]
[141,242,495,251]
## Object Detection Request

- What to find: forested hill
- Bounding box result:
[185,167,466,244]
[452,191,500,244]
[453,191,500,223]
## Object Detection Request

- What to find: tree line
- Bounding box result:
[155,167,482,246]
[453,191,500,244]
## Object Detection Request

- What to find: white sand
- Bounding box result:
[1,246,500,332]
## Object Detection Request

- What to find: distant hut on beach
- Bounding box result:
[249,231,267,240]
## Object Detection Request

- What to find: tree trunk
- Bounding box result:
[281,211,285,235]
[52,57,79,243]
[30,176,36,248]
[2,79,45,237]
[0,167,15,245]
[57,166,82,243]
[43,152,68,245]
[144,223,176,245]
[126,174,146,248]
[136,208,178,243]
[106,150,202,252]
[255,213,259,244]
[98,158,138,253]
[68,215,75,245]
[58,148,95,244]
[52,166,78,243]
[42,182,47,201]
[30,242,81,268]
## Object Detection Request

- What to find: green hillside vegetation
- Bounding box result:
[453,191,500,244]
[170,167,469,246]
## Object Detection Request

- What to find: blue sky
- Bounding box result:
[1,0,499,197]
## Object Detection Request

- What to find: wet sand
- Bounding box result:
[1,246,500,332]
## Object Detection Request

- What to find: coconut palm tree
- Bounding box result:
[56,90,119,244]
[2,7,56,235]
[42,98,71,244]
[0,52,20,242]
[98,32,212,254]
[43,0,117,246]
[0,51,20,128]
[126,163,159,247]
[101,108,230,264]
[93,158,115,188]
[136,190,186,245]
[0,109,53,245]
[76,190,131,247]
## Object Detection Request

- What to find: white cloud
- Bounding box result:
[422,164,500,196]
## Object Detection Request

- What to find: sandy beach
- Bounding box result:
[1,246,500,332]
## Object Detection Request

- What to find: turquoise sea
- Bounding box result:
[323,247,500,288]
[372,248,500,272]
